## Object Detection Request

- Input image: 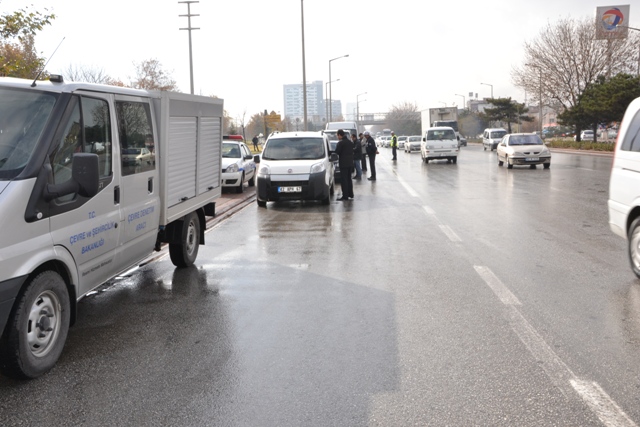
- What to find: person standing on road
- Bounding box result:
[359,132,367,172]
[351,133,363,180]
[252,135,259,152]
[365,131,377,181]
[390,131,398,161]
[335,129,354,200]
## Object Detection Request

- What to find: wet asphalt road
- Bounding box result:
[2,144,640,426]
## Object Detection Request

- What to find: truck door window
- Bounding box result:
[116,101,155,176]
[51,96,113,203]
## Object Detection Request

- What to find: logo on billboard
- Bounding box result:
[595,5,630,39]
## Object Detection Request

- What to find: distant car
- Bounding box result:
[122,147,153,166]
[421,127,459,164]
[575,130,595,141]
[404,135,421,153]
[496,133,551,169]
[483,128,507,151]
[221,140,257,193]
[458,136,467,147]
[397,136,407,149]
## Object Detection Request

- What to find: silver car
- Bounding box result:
[496,133,551,169]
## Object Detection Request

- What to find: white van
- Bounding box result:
[483,128,508,151]
[421,127,459,164]
[608,97,640,278]
[255,131,338,206]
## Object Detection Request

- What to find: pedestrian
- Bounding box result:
[390,131,398,160]
[359,132,367,172]
[351,133,362,180]
[252,135,259,152]
[364,131,377,181]
[335,129,354,200]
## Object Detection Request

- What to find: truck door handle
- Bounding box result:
[148,177,153,194]
[114,185,120,204]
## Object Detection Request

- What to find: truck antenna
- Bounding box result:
[31,37,65,87]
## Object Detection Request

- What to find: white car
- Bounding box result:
[404,135,421,153]
[575,130,595,141]
[256,131,337,207]
[608,97,640,278]
[397,136,407,149]
[496,133,551,169]
[420,127,459,164]
[221,141,257,193]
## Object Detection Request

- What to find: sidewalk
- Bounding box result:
[206,187,256,228]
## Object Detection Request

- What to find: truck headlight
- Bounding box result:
[310,162,326,174]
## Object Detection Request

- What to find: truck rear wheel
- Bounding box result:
[169,212,200,267]
[0,270,70,379]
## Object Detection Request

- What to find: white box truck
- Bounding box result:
[0,76,223,378]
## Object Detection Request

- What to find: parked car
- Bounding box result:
[122,147,154,167]
[221,140,257,193]
[608,97,640,278]
[496,133,551,169]
[397,136,407,149]
[575,130,595,141]
[255,131,337,207]
[420,127,459,164]
[483,128,507,151]
[404,135,422,153]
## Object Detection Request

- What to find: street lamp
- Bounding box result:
[329,54,349,122]
[357,92,367,128]
[526,63,543,134]
[325,79,340,122]
[480,82,493,98]
[300,0,308,130]
[455,94,466,110]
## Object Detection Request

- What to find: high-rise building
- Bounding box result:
[283,81,324,122]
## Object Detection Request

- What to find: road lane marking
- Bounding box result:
[474,266,522,305]
[571,379,637,427]
[439,225,461,242]
[476,265,636,426]
[423,206,435,215]
[390,168,420,197]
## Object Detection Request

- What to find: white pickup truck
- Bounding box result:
[0,76,223,378]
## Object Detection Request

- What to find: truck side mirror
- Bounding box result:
[45,153,100,201]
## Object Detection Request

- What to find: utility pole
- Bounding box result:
[179,1,199,94]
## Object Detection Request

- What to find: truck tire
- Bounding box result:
[169,212,200,267]
[0,270,70,379]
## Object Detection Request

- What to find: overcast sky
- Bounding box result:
[0,0,637,121]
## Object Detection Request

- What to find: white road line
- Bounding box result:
[391,168,420,197]
[474,265,522,305]
[423,205,435,215]
[571,379,637,427]
[439,225,462,242]
[476,265,636,426]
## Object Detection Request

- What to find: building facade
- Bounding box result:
[283,81,324,122]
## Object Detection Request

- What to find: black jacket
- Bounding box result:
[352,138,362,160]
[365,136,377,155]
[335,136,354,169]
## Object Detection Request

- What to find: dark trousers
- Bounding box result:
[368,153,376,178]
[362,154,367,170]
[392,146,397,160]
[340,166,354,198]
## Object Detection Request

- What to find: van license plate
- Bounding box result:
[525,157,539,161]
[278,186,302,193]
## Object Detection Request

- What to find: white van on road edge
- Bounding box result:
[608,97,640,278]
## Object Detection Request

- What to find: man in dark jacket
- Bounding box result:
[351,133,362,180]
[359,133,367,172]
[335,129,354,200]
[364,131,377,180]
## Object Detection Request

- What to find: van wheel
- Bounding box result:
[452,157,457,164]
[544,163,550,169]
[498,157,503,166]
[484,146,487,151]
[236,174,245,193]
[628,218,640,279]
[257,200,267,208]
[169,212,200,268]
[0,271,70,379]
[507,161,513,169]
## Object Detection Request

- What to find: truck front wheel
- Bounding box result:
[0,271,70,379]
[169,212,200,267]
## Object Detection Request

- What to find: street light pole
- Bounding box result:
[325,79,339,123]
[357,92,367,129]
[480,82,493,98]
[455,94,466,110]
[178,1,200,95]
[329,54,349,122]
[300,0,308,130]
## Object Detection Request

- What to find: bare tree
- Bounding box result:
[385,101,421,135]
[130,58,178,91]
[64,64,114,84]
[512,16,640,114]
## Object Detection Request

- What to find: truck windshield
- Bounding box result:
[0,88,58,179]
[262,137,325,160]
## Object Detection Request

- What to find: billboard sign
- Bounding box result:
[595,5,630,39]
